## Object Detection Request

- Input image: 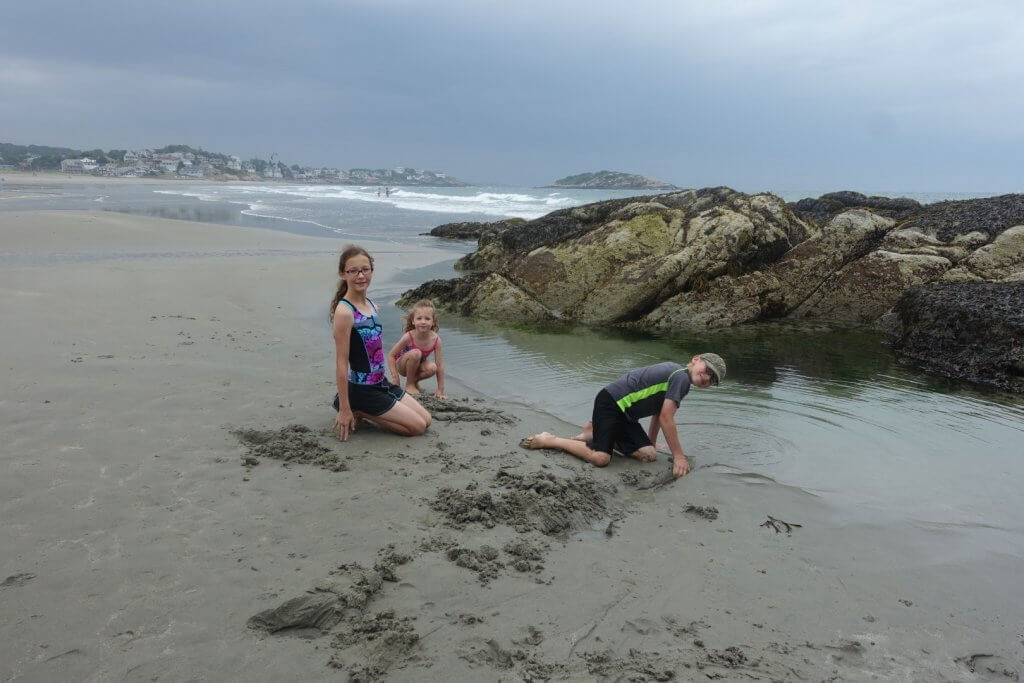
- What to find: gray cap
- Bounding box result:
[699,352,726,386]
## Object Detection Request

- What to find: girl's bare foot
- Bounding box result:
[354,411,378,429]
[520,432,555,449]
[405,384,421,395]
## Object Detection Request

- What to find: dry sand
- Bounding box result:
[2,210,1021,682]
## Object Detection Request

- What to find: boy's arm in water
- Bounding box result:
[385,332,407,385]
[332,306,357,441]
[658,399,690,477]
[433,337,447,398]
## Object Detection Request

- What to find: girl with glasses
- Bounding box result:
[329,245,432,440]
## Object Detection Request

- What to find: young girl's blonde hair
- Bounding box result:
[403,299,439,332]
[329,245,374,321]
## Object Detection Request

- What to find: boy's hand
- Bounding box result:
[672,455,690,478]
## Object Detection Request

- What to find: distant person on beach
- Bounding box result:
[521,354,726,478]
[385,187,390,197]
[330,245,432,439]
[388,299,446,398]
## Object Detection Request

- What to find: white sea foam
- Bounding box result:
[213,184,578,219]
[151,183,615,236]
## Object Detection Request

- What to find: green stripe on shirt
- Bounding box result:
[614,368,687,413]
[616,382,670,411]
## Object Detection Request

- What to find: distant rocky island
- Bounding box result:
[546,170,677,190]
[405,188,1024,393]
[0,141,468,186]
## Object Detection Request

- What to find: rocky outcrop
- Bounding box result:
[789,191,921,227]
[408,272,555,323]
[407,187,812,325]
[547,170,677,190]
[890,281,1024,393]
[406,189,1024,339]
[645,209,895,329]
[426,218,525,240]
[940,225,1024,283]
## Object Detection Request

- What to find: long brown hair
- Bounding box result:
[403,299,439,332]
[329,245,374,321]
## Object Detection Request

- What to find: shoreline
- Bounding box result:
[0,170,471,189]
[1,209,1021,681]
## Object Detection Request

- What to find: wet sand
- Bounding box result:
[1,210,1021,681]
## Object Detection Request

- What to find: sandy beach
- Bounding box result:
[2,209,1022,682]
[0,171,255,187]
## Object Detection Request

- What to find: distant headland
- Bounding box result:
[0,142,469,186]
[545,170,678,190]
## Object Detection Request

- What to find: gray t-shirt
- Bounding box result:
[603,361,691,421]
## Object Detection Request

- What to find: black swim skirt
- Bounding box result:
[333,379,406,417]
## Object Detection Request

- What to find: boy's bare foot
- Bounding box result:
[405,385,421,395]
[571,420,593,442]
[520,432,555,449]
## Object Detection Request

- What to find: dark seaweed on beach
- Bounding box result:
[760,515,801,535]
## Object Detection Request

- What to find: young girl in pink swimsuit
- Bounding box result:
[387,299,447,398]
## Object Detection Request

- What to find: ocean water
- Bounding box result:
[5,180,1022,560]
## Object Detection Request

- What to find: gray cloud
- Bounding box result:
[2,0,1022,190]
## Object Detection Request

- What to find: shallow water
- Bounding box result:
[391,311,1024,550]
[7,179,1023,559]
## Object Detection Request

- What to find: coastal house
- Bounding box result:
[227,156,242,171]
[124,150,140,164]
[60,158,98,173]
[95,165,138,177]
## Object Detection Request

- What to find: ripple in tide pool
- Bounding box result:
[398,309,1024,551]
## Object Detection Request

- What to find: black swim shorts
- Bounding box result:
[589,388,651,457]
[333,379,406,417]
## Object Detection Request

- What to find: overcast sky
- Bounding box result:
[1,0,1021,191]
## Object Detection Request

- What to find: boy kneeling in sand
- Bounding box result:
[522,354,725,478]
